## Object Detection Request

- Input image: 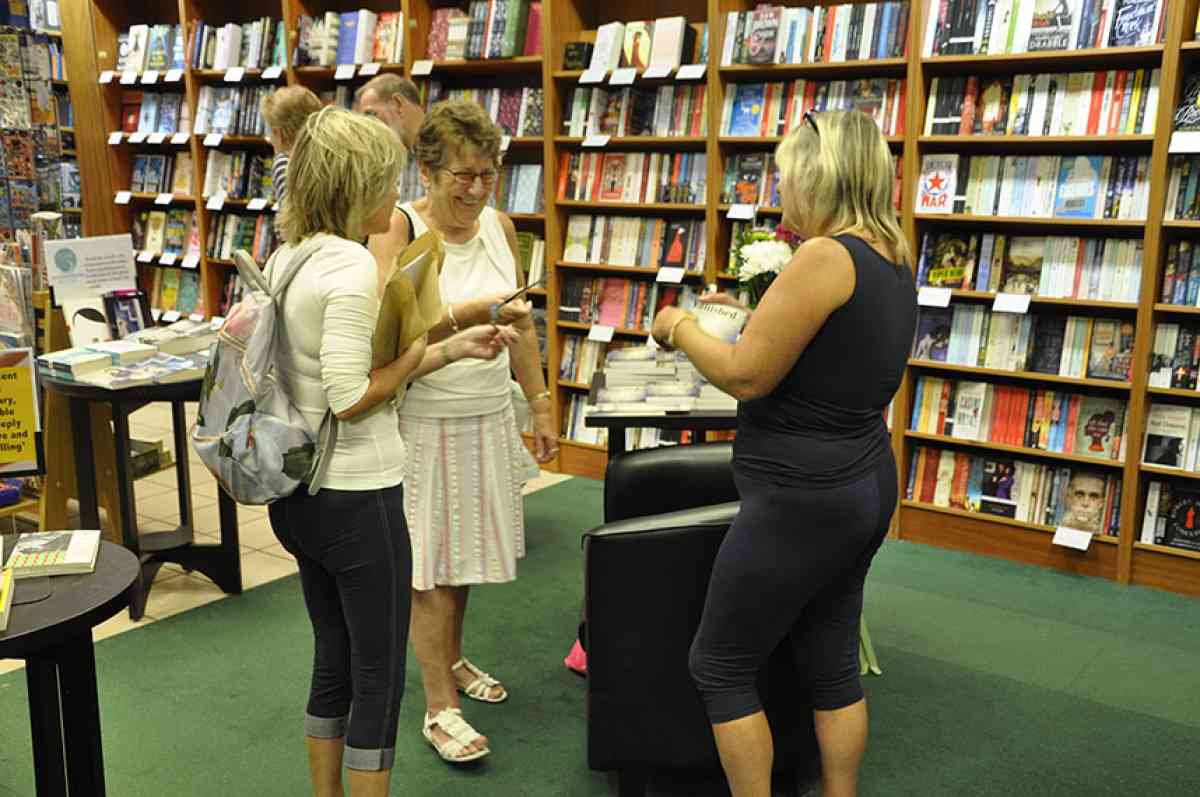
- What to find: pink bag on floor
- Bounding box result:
[564,638,587,676]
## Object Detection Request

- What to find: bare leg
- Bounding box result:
[711,711,773,797]
[813,699,868,797]
[449,585,469,663]
[410,586,488,753]
[344,769,391,797]
[306,736,344,797]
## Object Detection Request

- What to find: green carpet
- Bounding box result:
[1,476,1198,796]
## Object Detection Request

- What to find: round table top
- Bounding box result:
[0,541,138,660]
[39,374,202,403]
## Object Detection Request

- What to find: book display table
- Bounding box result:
[0,538,137,796]
[586,409,738,458]
[39,376,241,620]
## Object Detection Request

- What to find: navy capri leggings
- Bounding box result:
[689,455,896,723]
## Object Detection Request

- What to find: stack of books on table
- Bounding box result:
[592,347,737,414]
[37,339,208,389]
[125,318,216,356]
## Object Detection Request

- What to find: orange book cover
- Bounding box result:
[1106,70,1127,135]
[1086,71,1106,136]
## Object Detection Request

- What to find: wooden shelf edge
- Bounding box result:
[1146,386,1200,399]
[556,320,649,337]
[899,500,1119,543]
[1132,541,1200,561]
[907,360,1132,390]
[1140,464,1200,481]
[949,290,1137,309]
[914,214,1147,227]
[919,135,1154,145]
[904,431,1124,469]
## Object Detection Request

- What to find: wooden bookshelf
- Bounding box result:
[904,431,1126,469]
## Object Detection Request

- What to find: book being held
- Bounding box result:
[5,530,102,579]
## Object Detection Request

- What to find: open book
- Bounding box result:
[373,231,444,400]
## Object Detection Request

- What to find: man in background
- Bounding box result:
[354,75,425,202]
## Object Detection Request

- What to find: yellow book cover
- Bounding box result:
[0,567,13,632]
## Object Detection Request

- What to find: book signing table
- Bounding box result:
[39,375,242,620]
[0,536,137,796]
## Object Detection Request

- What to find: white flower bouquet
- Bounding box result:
[729,225,799,307]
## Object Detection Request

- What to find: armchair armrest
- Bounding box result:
[604,442,736,522]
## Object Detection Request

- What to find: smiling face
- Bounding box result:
[423,144,497,229]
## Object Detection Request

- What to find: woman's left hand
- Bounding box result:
[651,306,687,349]
[448,324,520,361]
[531,406,557,463]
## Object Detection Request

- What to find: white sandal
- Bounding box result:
[422,707,490,763]
[452,657,509,703]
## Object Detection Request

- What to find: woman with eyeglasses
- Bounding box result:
[651,110,917,797]
[367,99,555,764]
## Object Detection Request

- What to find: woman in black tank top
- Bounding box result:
[651,110,917,797]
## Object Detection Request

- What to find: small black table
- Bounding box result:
[0,539,138,796]
[586,410,738,458]
[39,376,241,620]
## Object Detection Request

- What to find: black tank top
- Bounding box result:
[733,234,917,486]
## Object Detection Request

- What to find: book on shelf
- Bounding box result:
[906,445,1122,534]
[206,211,277,263]
[512,231,545,284]
[562,214,706,273]
[924,69,1160,136]
[1142,403,1197,469]
[721,78,905,137]
[4,530,101,578]
[910,374,1127,460]
[559,335,632,385]
[202,150,273,200]
[1158,241,1200,305]
[424,84,544,137]
[1147,322,1200,390]
[922,0,1166,57]
[564,83,707,137]
[645,16,698,73]
[589,21,626,72]
[722,2,910,66]
[1141,482,1200,550]
[560,275,699,331]
[195,85,271,136]
[188,18,286,70]
[557,151,706,205]
[426,0,538,61]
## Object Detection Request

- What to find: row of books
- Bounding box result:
[922,0,1166,56]
[115,24,185,73]
[1161,155,1200,221]
[924,69,1160,137]
[295,11,405,66]
[721,79,906,137]
[208,212,277,264]
[563,215,706,273]
[489,163,543,215]
[913,306,1135,381]
[1148,323,1200,390]
[915,232,1144,303]
[194,85,271,137]
[721,2,910,66]
[422,84,543,137]
[585,18,705,74]
[556,151,706,205]
[131,152,192,196]
[721,153,780,207]
[119,91,190,135]
[563,84,707,138]
[189,18,285,71]
[906,445,1123,536]
[559,277,698,331]
[427,1,542,61]
[558,335,626,385]
[910,375,1128,461]
[1162,242,1200,306]
[132,209,200,258]
[513,231,545,286]
[202,151,273,201]
[1142,404,1200,471]
[916,153,1151,220]
[149,268,203,316]
[29,161,80,214]
[1141,481,1200,551]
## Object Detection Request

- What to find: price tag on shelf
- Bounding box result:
[148,132,167,144]
[114,191,132,205]
[500,135,511,152]
[262,65,283,80]
[181,254,200,269]
[171,132,190,145]
[224,66,245,83]
[162,310,182,323]
[206,192,226,211]
[642,65,672,79]
[334,64,356,80]
[203,133,223,147]
[128,131,148,143]
[676,64,706,80]
[141,69,159,84]
[657,266,685,284]
[189,313,205,323]
[165,68,184,83]
[993,292,1031,314]
[727,203,756,220]
[1169,131,1200,154]
[120,69,138,85]
[107,131,123,145]
[137,250,155,263]
[917,286,952,307]
[609,67,637,85]
[98,70,115,84]
[579,67,605,84]
[359,62,381,76]
[159,252,177,266]
[210,316,226,330]
[582,134,611,148]
[151,308,163,322]
[1052,526,1093,551]
[587,325,615,343]
[412,59,434,76]
[247,197,269,211]
[155,193,173,205]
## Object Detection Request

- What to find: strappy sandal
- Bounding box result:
[422,707,490,763]
[452,657,509,703]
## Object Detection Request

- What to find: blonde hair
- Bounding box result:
[775,110,909,267]
[413,99,502,174]
[259,86,322,148]
[276,106,404,244]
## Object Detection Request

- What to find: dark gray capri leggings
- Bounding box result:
[689,455,896,723]
[268,482,411,771]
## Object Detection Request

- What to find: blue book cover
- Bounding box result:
[728,83,765,136]
[336,11,358,65]
[1109,0,1159,47]
[1053,155,1104,218]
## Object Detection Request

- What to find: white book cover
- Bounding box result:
[951,381,988,440]
[1142,480,1162,542]
[355,10,378,64]
[648,16,686,71]
[6,530,102,579]
[916,154,957,214]
[1143,403,1193,468]
[591,22,626,71]
[721,12,739,66]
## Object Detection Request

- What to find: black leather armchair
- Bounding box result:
[583,443,820,796]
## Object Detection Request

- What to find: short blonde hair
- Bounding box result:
[259,86,322,148]
[775,110,909,267]
[413,99,502,174]
[276,106,404,244]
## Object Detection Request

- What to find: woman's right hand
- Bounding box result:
[489,294,532,325]
[448,324,520,362]
[697,292,752,315]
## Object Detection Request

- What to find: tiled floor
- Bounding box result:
[0,402,572,677]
